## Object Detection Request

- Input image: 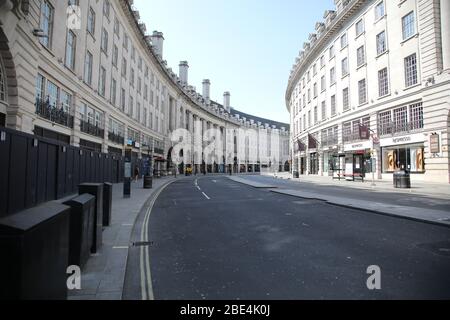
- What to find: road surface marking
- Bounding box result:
[202,192,211,200]
[212,180,217,183]
[140,181,174,300]
[196,186,201,191]
[112,246,129,249]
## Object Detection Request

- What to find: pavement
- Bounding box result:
[232,174,450,228]
[124,176,450,299]
[66,176,177,300]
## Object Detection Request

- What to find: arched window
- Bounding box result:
[0,57,6,102]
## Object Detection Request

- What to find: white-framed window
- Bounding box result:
[313,83,318,98]
[321,75,326,92]
[331,95,336,116]
[121,88,126,111]
[129,95,134,117]
[137,102,141,122]
[123,34,129,51]
[314,106,318,124]
[330,67,336,85]
[0,58,6,102]
[65,30,76,70]
[143,107,148,126]
[39,1,54,48]
[343,88,349,110]
[358,79,367,105]
[114,17,120,36]
[112,45,118,67]
[101,28,108,54]
[313,64,317,75]
[402,11,415,40]
[130,68,135,87]
[378,67,389,97]
[60,90,72,113]
[87,7,96,35]
[121,58,127,78]
[357,45,365,67]
[341,57,349,77]
[111,78,117,106]
[84,51,93,85]
[103,0,110,19]
[404,53,418,87]
[355,19,364,37]
[375,1,385,20]
[99,66,106,97]
[329,45,335,59]
[376,31,387,55]
[321,101,326,120]
[320,55,325,68]
[340,33,348,49]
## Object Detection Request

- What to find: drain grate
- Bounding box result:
[132,241,154,247]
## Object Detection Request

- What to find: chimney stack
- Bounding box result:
[223,91,231,112]
[150,31,164,58]
[202,79,211,104]
[179,61,189,86]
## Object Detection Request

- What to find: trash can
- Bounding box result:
[143,175,153,189]
[393,170,411,189]
[293,171,299,178]
[78,183,103,254]
[103,183,113,227]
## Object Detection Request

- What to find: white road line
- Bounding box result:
[202,192,211,200]
[196,186,201,191]
[112,246,129,249]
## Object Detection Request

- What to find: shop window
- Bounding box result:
[382,145,425,173]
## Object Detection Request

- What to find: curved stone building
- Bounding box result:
[286,0,450,183]
[0,0,289,174]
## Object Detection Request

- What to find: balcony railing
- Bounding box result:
[343,132,369,143]
[378,120,423,137]
[80,119,104,138]
[108,131,124,145]
[321,136,339,147]
[35,99,74,129]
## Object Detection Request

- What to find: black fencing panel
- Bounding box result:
[36,142,48,204]
[0,131,11,217]
[56,146,66,199]
[0,127,126,217]
[25,138,38,209]
[65,148,74,196]
[46,144,57,201]
[8,134,27,214]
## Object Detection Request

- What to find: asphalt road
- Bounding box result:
[124,176,450,300]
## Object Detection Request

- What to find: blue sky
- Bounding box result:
[134,0,334,124]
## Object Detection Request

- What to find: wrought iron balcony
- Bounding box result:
[35,99,74,129]
[343,132,370,143]
[80,119,104,138]
[378,120,424,137]
[108,131,125,145]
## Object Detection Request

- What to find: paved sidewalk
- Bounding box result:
[263,172,450,199]
[230,175,450,228]
[67,176,177,300]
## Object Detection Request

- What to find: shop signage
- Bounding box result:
[430,134,440,153]
[344,140,373,152]
[380,133,424,147]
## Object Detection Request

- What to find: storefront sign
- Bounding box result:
[380,133,424,147]
[344,140,373,152]
[430,134,440,153]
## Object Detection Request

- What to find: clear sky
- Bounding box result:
[134,0,334,124]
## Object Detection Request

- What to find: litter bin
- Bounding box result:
[393,170,411,189]
[143,175,153,189]
[293,171,299,178]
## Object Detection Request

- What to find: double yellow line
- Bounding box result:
[140,181,175,300]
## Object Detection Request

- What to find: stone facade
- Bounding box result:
[286,0,450,183]
[0,0,289,174]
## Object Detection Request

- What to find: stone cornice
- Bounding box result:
[285,0,366,111]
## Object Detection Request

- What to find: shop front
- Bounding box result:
[322,146,339,176]
[380,133,425,180]
[343,140,373,180]
[308,152,319,175]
